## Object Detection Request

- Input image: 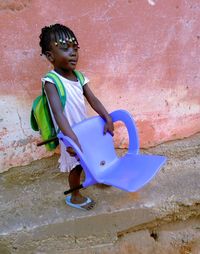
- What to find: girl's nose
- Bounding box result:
[69,47,76,56]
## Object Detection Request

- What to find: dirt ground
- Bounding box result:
[0,133,200,254]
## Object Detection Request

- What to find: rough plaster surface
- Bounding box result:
[0,0,200,172]
[0,0,31,11]
[0,133,199,253]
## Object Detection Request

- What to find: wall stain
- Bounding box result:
[0,0,31,12]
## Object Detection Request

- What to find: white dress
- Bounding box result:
[42,70,89,172]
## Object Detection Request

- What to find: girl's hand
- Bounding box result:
[66,147,80,161]
[103,117,114,136]
[66,141,82,160]
[66,147,77,157]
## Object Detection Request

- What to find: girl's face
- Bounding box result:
[47,40,79,72]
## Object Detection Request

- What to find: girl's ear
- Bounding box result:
[46,51,54,62]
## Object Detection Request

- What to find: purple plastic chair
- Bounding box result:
[58,110,166,195]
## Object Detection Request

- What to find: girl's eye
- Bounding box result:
[60,45,80,51]
[60,46,69,51]
[73,45,80,50]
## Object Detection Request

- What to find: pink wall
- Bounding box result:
[0,0,200,172]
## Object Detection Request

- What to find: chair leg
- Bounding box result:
[63,184,84,195]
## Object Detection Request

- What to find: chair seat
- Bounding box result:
[58,110,167,193]
[96,154,166,192]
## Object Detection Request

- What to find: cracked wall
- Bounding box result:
[0,0,200,172]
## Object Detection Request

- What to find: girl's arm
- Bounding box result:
[83,84,114,135]
[44,82,82,150]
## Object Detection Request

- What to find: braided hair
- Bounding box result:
[39,23,79,55]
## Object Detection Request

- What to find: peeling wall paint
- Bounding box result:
[0,0,200,172]
[0,0,31,11]
[147,0,157,6]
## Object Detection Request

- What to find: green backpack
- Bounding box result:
[30,70,85,151]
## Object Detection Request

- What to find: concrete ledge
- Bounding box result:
[0,133,200,253]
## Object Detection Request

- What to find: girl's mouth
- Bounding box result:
[69,60,77,65]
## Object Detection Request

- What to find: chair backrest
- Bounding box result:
[72,116,117,170]
[110,110,139,154]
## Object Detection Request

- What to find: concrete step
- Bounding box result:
[0,133,200,254]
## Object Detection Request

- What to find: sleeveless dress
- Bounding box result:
[42,70,89,172]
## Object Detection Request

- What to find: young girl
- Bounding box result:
[39,24,114,210]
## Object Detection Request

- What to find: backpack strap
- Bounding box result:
[43,72,66,109]
[73,70,85,87]
[43,70,85,106]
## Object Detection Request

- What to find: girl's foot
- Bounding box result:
[70,193,87,204]
[68,166,95,210]
[66,194,95,210]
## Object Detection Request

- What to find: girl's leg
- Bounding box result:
[68,165,95,209]
[68,165,84,202]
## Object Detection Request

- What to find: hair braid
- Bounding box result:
[39,24,79,56]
